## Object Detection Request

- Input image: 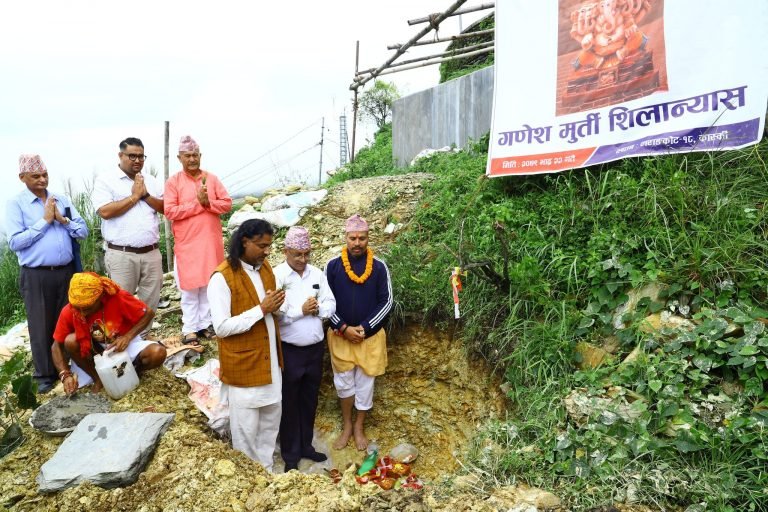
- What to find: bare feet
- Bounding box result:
[353,427,368,451]
[333,427,352,450]
[91,381,104,394]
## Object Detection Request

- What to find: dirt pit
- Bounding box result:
[0,322,506,511]
[313,323,505,480]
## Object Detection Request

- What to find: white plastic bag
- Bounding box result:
[178,359,229,437]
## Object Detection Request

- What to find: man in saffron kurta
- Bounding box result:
[325,214,393,451]
[164,135,232,344]
[51,272,166,395]
[208,219,285,471]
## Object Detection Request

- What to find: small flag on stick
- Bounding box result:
[450,267,464,319]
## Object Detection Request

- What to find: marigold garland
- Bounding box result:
[341,247,374,284]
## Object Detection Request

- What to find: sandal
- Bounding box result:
[196,327,215,340]
[182,333,201,346]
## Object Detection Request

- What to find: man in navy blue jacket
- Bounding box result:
[325,214,393,451]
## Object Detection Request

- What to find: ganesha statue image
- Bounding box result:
[558,0,664,114]
[569,0,651,71]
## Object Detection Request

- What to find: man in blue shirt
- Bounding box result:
[5,154,88,393]
[325,214,393,451]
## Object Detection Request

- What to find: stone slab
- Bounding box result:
[37,412,174,493]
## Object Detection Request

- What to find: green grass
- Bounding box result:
[325,124,404,187]
[335,125,768,509]
[0,246,24,334]
[439,14,495,84]
[65,178,102,272]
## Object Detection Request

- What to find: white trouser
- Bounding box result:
[333,367,375,410]
[179,285,211,334]
[229,401,282,472]
[174,261,212,335]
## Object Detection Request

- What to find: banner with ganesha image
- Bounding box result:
[487,0,768,177]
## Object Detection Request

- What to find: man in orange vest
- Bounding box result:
[207,219,285,472]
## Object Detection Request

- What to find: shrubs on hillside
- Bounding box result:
[383,134,768,510]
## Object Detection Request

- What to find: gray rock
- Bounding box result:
[37,412,174,492]
[453,474,481,490]
[29,394,111,435]
[564,387,645,426]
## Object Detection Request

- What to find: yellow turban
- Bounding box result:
[68,272,120,308]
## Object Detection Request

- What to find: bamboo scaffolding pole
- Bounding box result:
[388,28,494,49]
[358,40,494,75]
[357,47,494,79]
[163,121,173,271]
[351,41,360,162]
[407,2,494,26]
[351,0,468,90]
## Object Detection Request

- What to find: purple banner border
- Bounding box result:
[585,118,761,166]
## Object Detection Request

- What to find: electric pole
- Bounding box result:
[163,121,173,271]
[339,113,348,166]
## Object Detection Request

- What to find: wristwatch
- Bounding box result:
[141,192,150,200]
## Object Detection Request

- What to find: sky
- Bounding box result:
[0,0,486,215]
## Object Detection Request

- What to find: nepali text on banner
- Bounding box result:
[486,0,768,177]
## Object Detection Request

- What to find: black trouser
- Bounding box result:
[19,263,74,386]
[279,341,324,465]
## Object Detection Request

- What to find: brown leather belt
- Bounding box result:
[107,242,159,254]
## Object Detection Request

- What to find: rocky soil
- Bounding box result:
[0,174,658,511]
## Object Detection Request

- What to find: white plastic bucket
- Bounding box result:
[94,348,139,400]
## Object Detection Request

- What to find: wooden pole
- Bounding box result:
[358,41,494,75]
[163,121,173,272]
[357,46,494,78]
[387,28,494,49]
[407,2,494,26]
[351,41,360,163]
[351,0,468,90]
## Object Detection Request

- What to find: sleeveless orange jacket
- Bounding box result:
[215,260,283,387]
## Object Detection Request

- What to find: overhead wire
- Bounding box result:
[225,165,277,195]
[228,143,321,195]
[323,150,338,169]
[222,118,322,181]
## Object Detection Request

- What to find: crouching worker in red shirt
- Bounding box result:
[51,272,167,394]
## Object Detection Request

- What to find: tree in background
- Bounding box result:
[358,81,400,129]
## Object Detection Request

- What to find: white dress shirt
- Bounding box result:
[93,167,163,247]
[274,262,336,346]
[208,261,281,407]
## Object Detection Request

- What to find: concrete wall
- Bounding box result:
[392,65,494,167]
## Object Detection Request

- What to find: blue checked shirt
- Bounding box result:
[5,188,88,267]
